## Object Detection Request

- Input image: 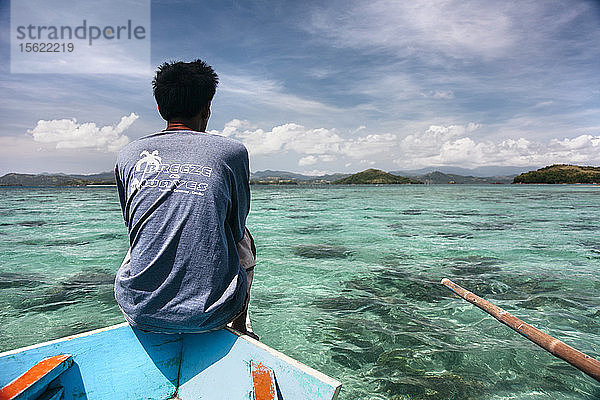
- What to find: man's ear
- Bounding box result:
[201,102,211,119]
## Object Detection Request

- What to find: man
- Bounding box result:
[114,59,255,336]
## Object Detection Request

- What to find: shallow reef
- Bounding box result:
[292,244,353,259]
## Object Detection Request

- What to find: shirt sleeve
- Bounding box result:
[228,146,250,243]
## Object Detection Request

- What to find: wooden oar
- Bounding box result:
[441,278,600,382]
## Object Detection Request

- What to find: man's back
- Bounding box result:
[114,129,250,333]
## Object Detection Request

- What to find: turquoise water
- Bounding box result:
[0,185,599,399]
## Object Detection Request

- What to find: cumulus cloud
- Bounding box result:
[220,119,253,137]
[216,120,404,165]
[341,133,398,159]
[394,125,600,168]
[398,124,478,158]
[218,120,345,156]
[298,154,337,166]
[28,113,137,152]
[217,119,599,170]
[298,155,318,166]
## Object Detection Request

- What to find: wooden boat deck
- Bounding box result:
[0,323,341,399]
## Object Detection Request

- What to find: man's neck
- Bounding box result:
[166,115,208,132]
[166,121,196,131]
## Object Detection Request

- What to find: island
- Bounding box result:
[412,171,511,184]
[249,178,299,185]
[513,164,600,184]
[0,172,115,186]
[10,165,593,186]
[332,169,423,184]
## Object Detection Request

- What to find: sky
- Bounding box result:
[1,0,599,175]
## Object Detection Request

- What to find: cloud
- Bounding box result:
[220,119,253,137]
[219,73,341,115]
[428,90,455,99]
[533,101,554,108]
[298,155,318,166]
[308,0,517,60]
[9,1,151,76]
[298,154,337,166]
[218,120,345,156]
[394,125,600,168]
[300,0,600,127]
[0,135,124,175]
[341,133,398,159]
[217,119,600,170]
[397,124,479,158]
[28,113,137,152]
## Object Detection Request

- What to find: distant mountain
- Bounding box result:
[333,169,422,184]
[0,172,115,186]
[251,169,512,184]
[8,164,583,187]
[69,171,115,181]
[415,171,512,184]
[250,170,349,184]
[251,170,309,180]
[2,170,348,186]
[392,165,537,178]
[513,164,600,184]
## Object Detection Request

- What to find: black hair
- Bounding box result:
[152,59,219,120]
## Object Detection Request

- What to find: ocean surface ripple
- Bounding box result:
[0,185,599,399]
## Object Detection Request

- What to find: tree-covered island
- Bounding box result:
[513,164,600,184]
[332,169,423,184]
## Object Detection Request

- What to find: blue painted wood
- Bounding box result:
[178,330,340,400]
[1,355,71,400]
[37,387,65,400]
[0,324,181,400]
[0,324,341,400]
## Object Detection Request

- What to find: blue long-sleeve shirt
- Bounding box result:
[114,130,250,333]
